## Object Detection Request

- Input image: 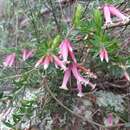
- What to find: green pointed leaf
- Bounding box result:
[73,4,84,28]
[51,35,61,49]
[93,9,103,32]
[0,92,3,99]
[3,121,14,128]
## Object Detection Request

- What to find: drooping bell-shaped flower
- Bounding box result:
[59,39,69,63]
[60,63,96,96]
[109,5,128,22]
[35,55,52,69]
[35,56,44,68]
[53,55,67,71]
[68,48,77,63]
[103,48,109,62]
[35,54,66,70]
[103,5,112,25]
[71,63,89,85]
[3,53,16,67]
[43,55,53,70]
[22,49,33,61]
[60,67,71,90]
[99,48,104,62]
[59,39,77,63]
[108,113,113,126]
[72,63,96,89]
[77,81,84,97]
[104,113,113,126]
[124,71,130,81]
[99,47,109,62]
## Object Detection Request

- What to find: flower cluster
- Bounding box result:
[4,3,127,97]
[58,39,96,97]
[60,63,96,97]
[3,39,97,97]
[4,4,124,97]
[3,49,33,67]
[99,47,109,63]
[35,54,66,71]
[103,4,129,25]
[3,53,16,67]
[22,49,33,61]
[59,39,77,63]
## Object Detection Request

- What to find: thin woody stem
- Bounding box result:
[48,0,61,32]
[44,77,129,129]
[43,77,106,129]
[0,68,36,81]
[23,0,40,44]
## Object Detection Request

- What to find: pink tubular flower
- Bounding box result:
[35,56,44,68]
[103,5,112,25]
[103,4,129,26]
[68,48,77,63]
[22,49,33,61]
[77,81,84,97]
[99,48,109,62]
[60,63,96,96]
[59,39,69,62]
[72,63,96,89]
[3,53,16,67]
[43,55,53,70]
[109,5,128,21]
[35,54,66,70]
[53,55,67,71]
[107,113,113,126]
[71,63,89,85]
[124,71,130,81]
[59,39,77,63]
[60,68,71,90]
[35,55,52,69]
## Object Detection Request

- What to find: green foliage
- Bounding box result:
[103,0,124,4]
[92,9,103,33]
[36,34,61,58]
[51,35,61,50]
[3,121,15,129]
[73,4,84,28]
[0,92,4,99]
